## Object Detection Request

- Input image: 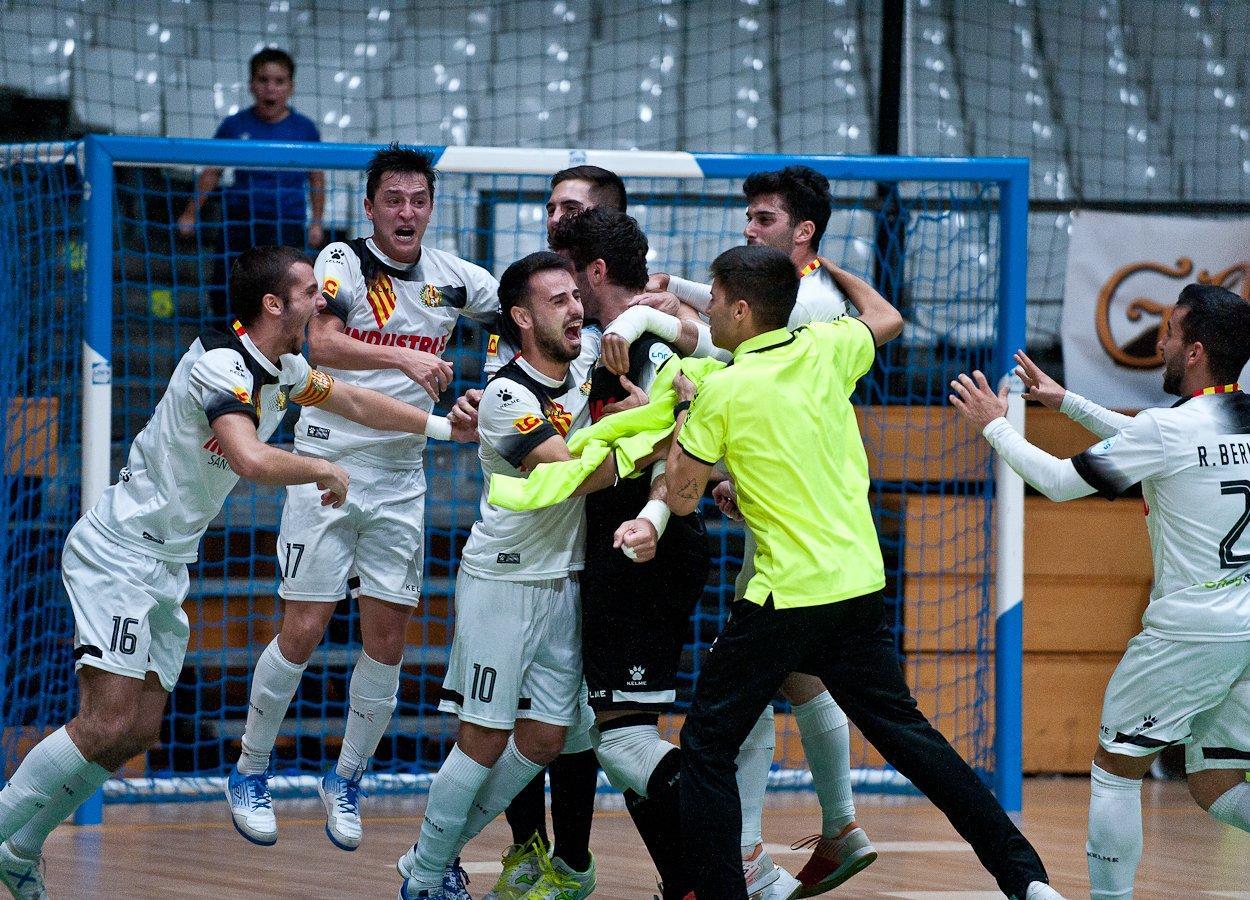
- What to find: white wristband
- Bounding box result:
[622,499,672,560]
[423,414,453,441]
[667,275,713,313]
[604,305,682,345]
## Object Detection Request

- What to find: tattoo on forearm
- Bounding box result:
[675,477,702,502]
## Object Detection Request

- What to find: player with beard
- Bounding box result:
[952,284,1250,900]
[398,253,624,900]
[0,247,475,898]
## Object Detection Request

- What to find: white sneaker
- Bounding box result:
[226,767,277,846]
[743,845,802,900]
[0,841,46,900]
[318,770,363,851]
[1024,882,1066,900]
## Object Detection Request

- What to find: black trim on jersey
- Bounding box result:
[598,712,661,732]
[1212,391,1250,434]
[745,330,798,355]
[350,237,421,282]
[73,644,103,661]
[677,439,716,467]
[488,358,571,469]
[322,292,351,324]
[1201,746,1250,761]
[439,687,533,711]
[197,328,278,427]
[1111,731,1172,749]
[1071,450,1127,501]
[496,425,559,470]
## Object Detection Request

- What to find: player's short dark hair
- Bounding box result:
[249,47,295,80]
[551,165,628,212]
[1174,283,1250,383]
[229,245,311,325]
[742,165,832,250]
[498,251,576,346]
[709,245,798,331]
[365,143,438,202]
[547,207,648,292]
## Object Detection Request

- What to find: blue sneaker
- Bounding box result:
[225,768,277,846]
[442,858,472,899]
[396,851,472,900]
[318,769,364,850]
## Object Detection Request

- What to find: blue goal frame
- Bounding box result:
[79,134,1029,822]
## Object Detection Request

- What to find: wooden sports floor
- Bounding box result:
[38,777,1248,898]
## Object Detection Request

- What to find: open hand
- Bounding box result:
[1013,350,1065,409]
[399,351,454,400]
[949,370,1009,430]
[601,375,647,416]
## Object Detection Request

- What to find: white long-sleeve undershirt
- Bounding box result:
[983,417,1097,502]
[667,275,713,313]
[1059,390,1134,440]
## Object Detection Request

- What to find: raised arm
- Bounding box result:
[950,370,1096,502]
[315,375,475,443]
[818,257,903,345]
[1014,350,1133,439]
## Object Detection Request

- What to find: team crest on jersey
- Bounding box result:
[275,388,289,411]
[420,283,443,307]
[321,277,340,300]
[580,379,592,395]
[544,401,573,437]
[366,274,398,328]
[514,414,544,434]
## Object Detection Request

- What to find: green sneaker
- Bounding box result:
[521,850,596,899]
[484,834,547,899]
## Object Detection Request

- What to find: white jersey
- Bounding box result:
[790,261,847,327]
[297,238,500,468]
[670,258,846,327]
[1072,388,1250,641]
[459,330,601,580]
[88,322,328,563]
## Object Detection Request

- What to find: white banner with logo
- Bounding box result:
[1060,210,1250,409]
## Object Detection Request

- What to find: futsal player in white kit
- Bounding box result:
[0,246,474,899]
[397,251,621,899]
[227,146,499,851]
[950,283,1250,899]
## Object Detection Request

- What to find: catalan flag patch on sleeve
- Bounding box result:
[291,369,335,407]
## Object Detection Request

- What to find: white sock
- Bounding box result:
[399,744,491,889]
[592,724,677,796]
[736,706,775,853]
[9,758,111,858]
[1208,780,1250,832]
[793,691,856,835]
[1086,763,1142,899]
[0,727,101,845]
[238,638,307,776]
[458,735,544,849]
[337,651,401,780]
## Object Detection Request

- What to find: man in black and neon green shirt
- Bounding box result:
[615,245,1060,900]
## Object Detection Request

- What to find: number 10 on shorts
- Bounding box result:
[471,663,496,703]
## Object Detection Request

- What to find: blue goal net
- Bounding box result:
[1,137,1027,807]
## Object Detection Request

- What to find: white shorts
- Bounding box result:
[1099,632,1250,772]
[62,519,190,692]
[439,570,584,729]
[278,459,426,607]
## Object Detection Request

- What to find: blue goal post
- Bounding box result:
[23,135,1027,820]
